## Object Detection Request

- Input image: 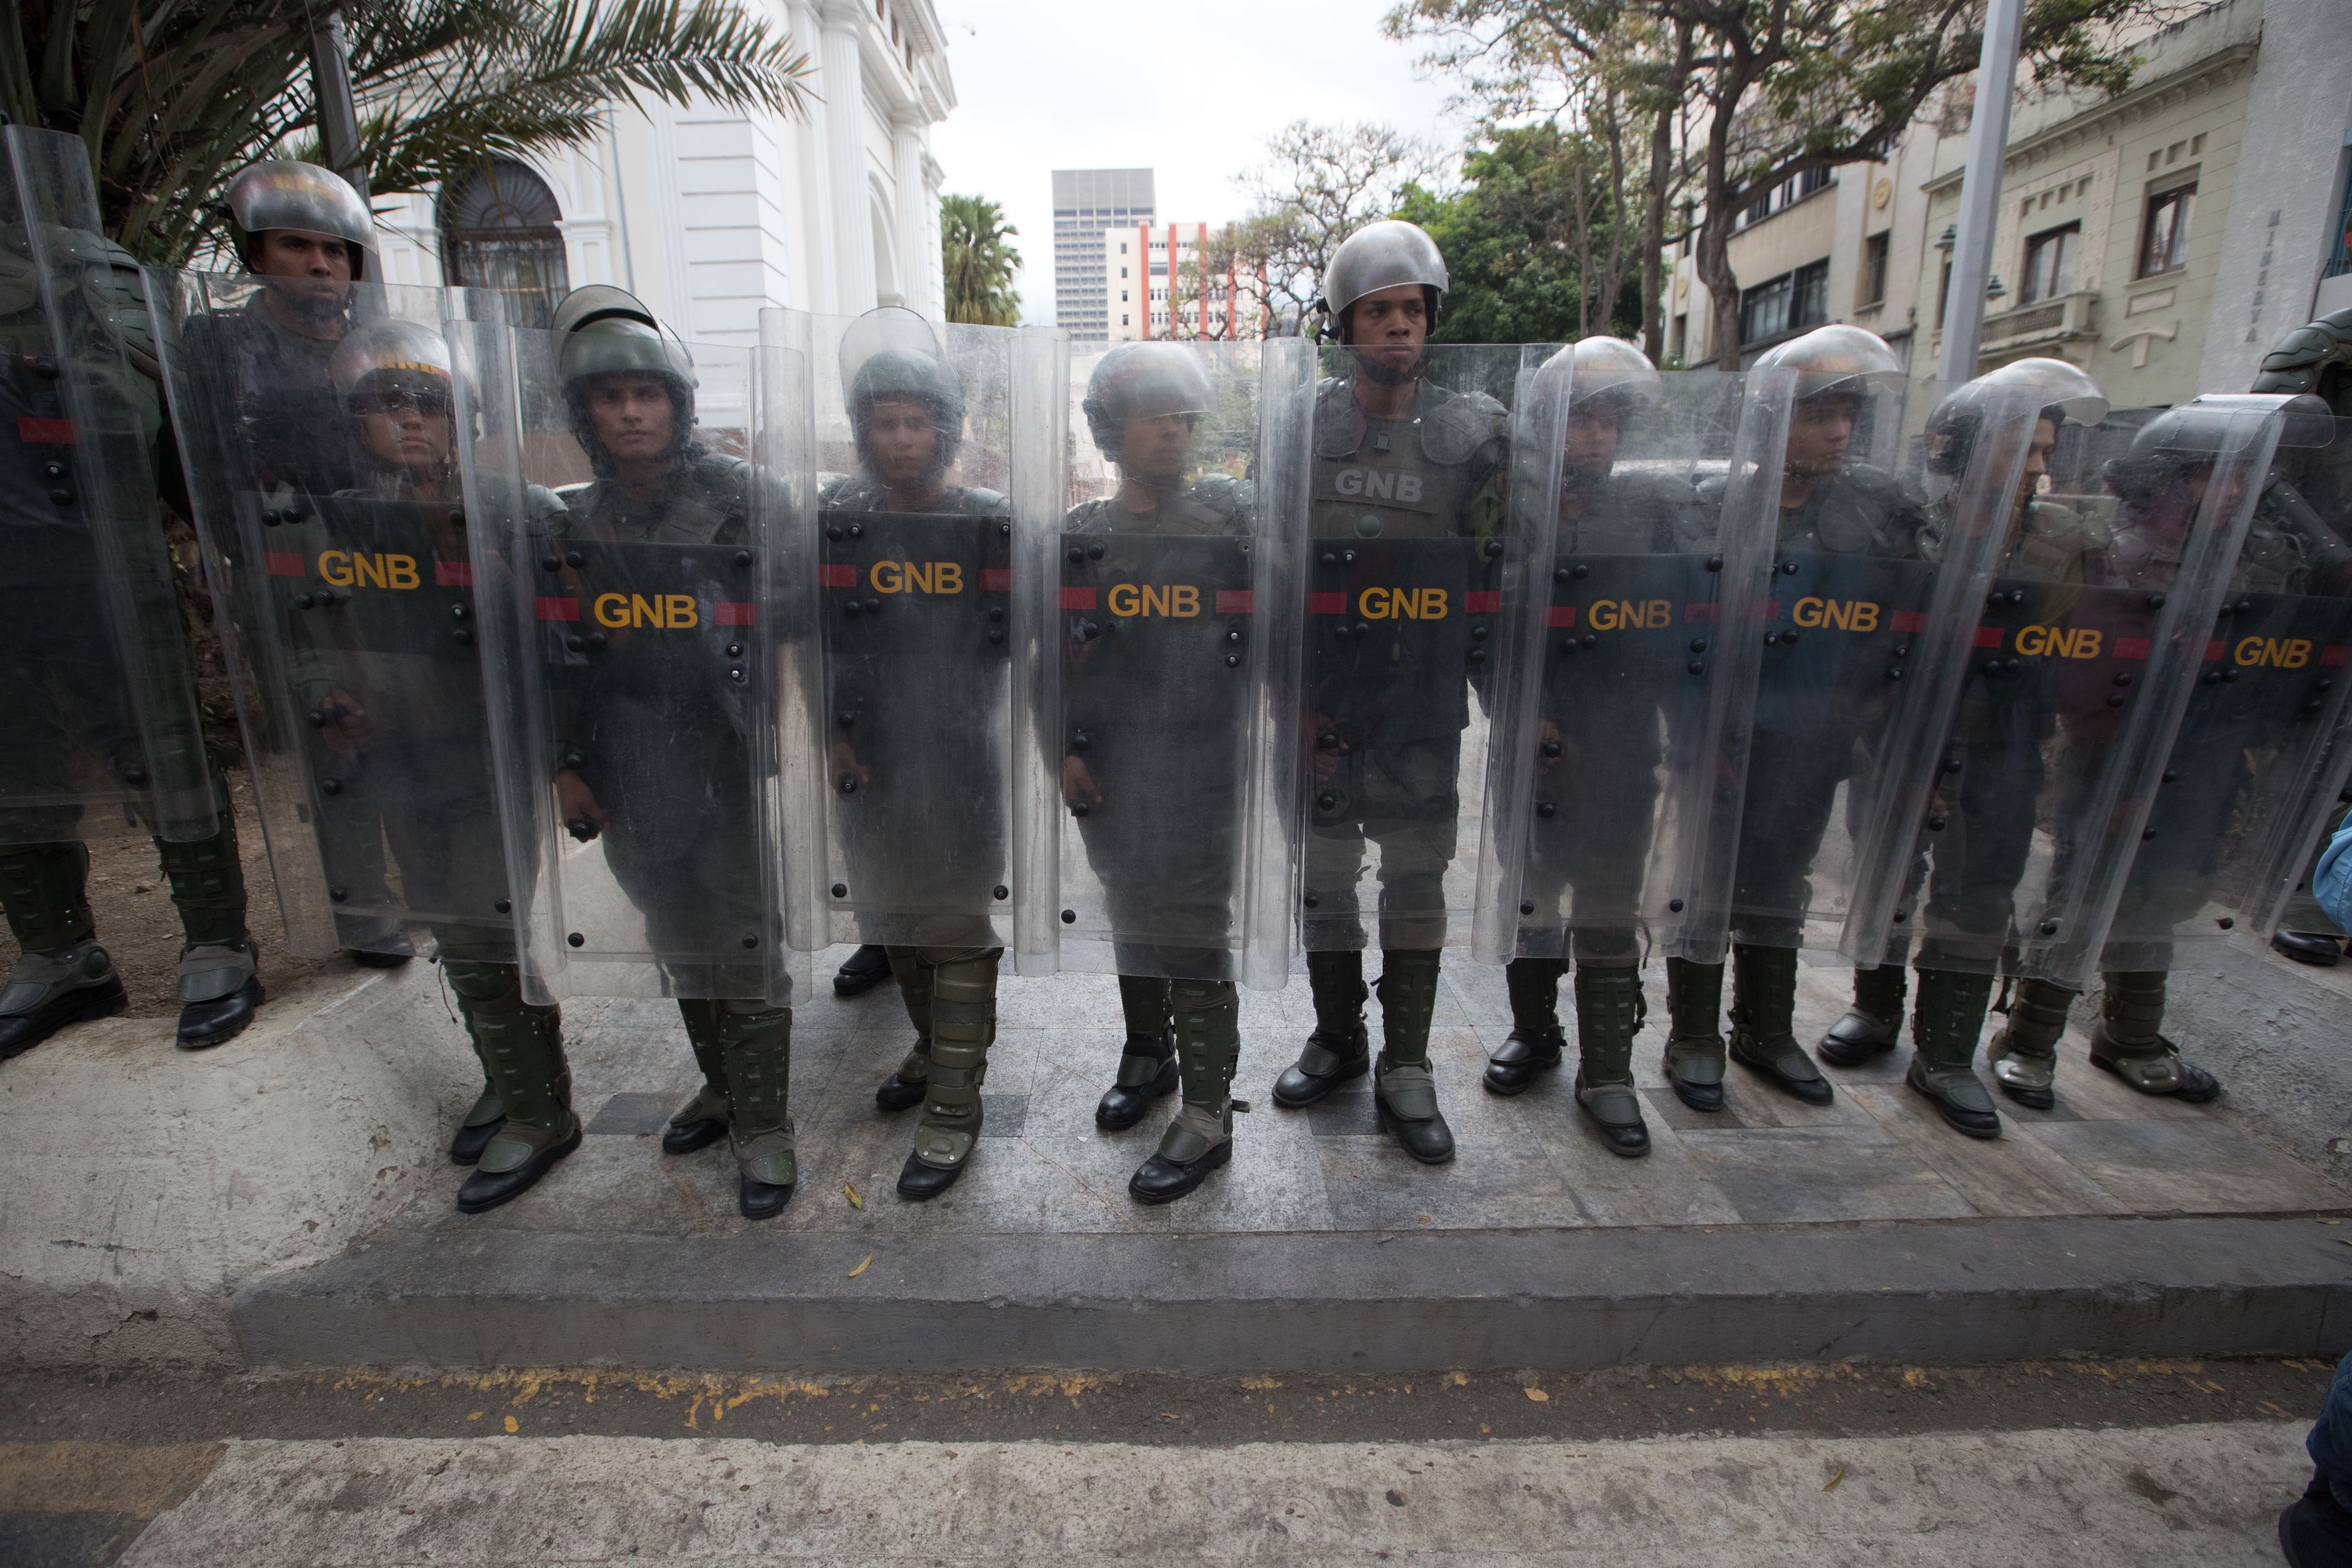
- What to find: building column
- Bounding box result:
[819,0,875,314]
[787,0,837,314]
[892,110,933,321]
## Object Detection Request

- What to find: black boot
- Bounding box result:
[0,841,126,1061]
[1985,976,2072,1109]
[691,999,796,1220]
[155,802,262,1049]
[834,943,895,996]
[1272,950,1370,1108]
[2278,1470,2352,1568]
[1818,963,1905,1068]
[1905,966,2001,1138]
[662,996,733,1155]
[1373,949,1453,1164]
[1097,974,1178,1130]
[1573,966,1650,1157]
[1485,957,1565,1095]
[2090,971,2220,1102]
[1728,942,1833,1104]
[897,951,999,1201]
[447,962,580,1212]
[1130,979,1242,1205]
[2273,931,2343,966]
[874,947,931,1112]
[1661,957,1726,1112]
[447,1089,506,1166]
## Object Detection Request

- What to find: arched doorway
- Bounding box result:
[439,160,571,329]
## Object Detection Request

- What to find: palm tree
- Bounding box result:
[1,0,810,263]
[941,193,1020,327]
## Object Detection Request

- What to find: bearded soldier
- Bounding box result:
[1062,341,1256,1202]
[537,287,799,1218]
[1269,220,1509,1165]
[1486,338,1697,1156]
[825,308,1017,1202]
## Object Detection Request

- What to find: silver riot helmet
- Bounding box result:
[2098,396,2336,509]
[840,305,966,484]
[1319,219,1448,342]
[1565,337,1663,415]
[331,319,464,478]
[1081,342,1214,466]
[222,160,374,279]
[553,285,697,469]
[1753,323,1904,402]
[1925,357,2108,476]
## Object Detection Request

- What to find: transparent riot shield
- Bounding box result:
[1042,338,1311,989]
[2100,407,2352,967]
[154,273,508,959]
[1475,362,1789,968]
[1291,341,1557,957]
[1891,396,2319,987]
[767,308,1060,964]
[0,127,215,848]
[468,321,804,1006]
[1709,367,2028,964]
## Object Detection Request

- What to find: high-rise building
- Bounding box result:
[1053,169,1155,338]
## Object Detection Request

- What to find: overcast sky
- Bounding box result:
[928,0,1472,324]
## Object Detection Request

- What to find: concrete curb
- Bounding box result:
[233,1212,2352,1374]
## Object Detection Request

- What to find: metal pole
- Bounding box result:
[1936,0,2023,383]
[309,8,369,202]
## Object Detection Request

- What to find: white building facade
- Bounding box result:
[1103,222,1263,343]
[369,0,955,349]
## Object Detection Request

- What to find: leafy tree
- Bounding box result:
[941,193,1021,326]
[1397,122,1645,345]
[2,0,810,263]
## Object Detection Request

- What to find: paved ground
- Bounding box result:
[0,1357,2332,1566]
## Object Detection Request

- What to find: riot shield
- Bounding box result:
[2101,410,2352,967]
[1044,338,1311,988]
[766,308,1059,963]
[1891,396,2320,986]
[0,127,214,849]
[468,321,804,1005]
[154,273,515,958]
[1711,366,2027,963]
[1475,363,1790,967]
[1291,341,1557,956]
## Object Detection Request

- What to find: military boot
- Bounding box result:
[1573,966,1651,1157]
[1905,967,2000,1138]
[2089,971,2220,1102]
[1130,978,1243,1205]
[448,962,580,1212]
[154,802,263,1049]
[1727,942,1833,1104]
[1097,973,1179,1130]
[1986,976,2074,1110]
[1272,950,1370,1108]
[1818,963,1906,1068]
[1484,957,1565,1095]
[441,957,556,1166]
[898,951,999,1200]
[874,947,931,1112]
[1372,948,1453,1164]
[686,999,796,1219]
[0,841,125,1060]
[1661,957,1727,1112]
[660,999,732,1156]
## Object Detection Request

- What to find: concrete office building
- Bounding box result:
[1053,169,1156,338]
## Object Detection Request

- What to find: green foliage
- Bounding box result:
[1,0,810,263]
[941,193,1021,326]
[1397,123,1643,346]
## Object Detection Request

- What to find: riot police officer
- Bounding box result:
[319,320,579,1206]
[824,309,1015,1202]
[1487,338,1694,1156]
[542,287,799,1218]
[1270,219,1508,1165]
[1673,326,1926,1112]
[1063,341,1255,1202]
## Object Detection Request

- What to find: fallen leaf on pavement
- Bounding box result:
[848,1254,873,1278]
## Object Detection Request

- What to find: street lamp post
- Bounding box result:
[1936,0,2024,382]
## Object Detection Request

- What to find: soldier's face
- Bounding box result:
[865,397,942,487]
[1345,285,1427,376]
[1786,396,1857,477]
[1121,412,1193,481]
[1565,406,1622,478]
[2018,417,2058,509]
[254,231,352,317]
[357,392,453,475]
[587,374,676,462]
